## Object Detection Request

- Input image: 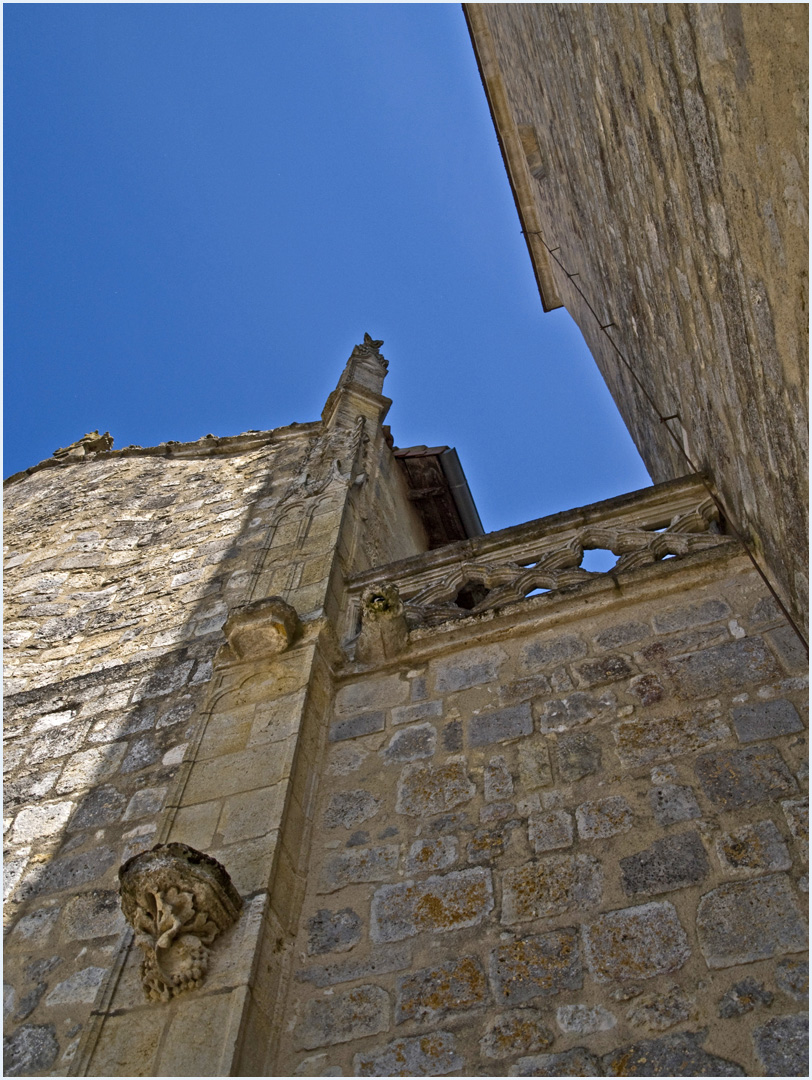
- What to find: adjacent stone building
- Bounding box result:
[4,4,809,1076]
[465,2,808,638]
[4,336,808,1076]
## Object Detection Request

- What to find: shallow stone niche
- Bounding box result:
[118,843,242,1003]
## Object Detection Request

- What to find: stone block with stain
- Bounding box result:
[370,868,494,943]
[490,927,582,1004]
[293,984,390,1050]
[395,955,488,1023]
[501,854,602,924]
[584,902,690,982]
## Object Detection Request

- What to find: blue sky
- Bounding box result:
[4,3,650,533]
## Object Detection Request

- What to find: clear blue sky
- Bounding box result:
[4,3,650,533]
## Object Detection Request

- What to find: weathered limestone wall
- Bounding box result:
[466,3,808,636]
[3,429,315,1073]
[3,340,430,1077]
[275,492,808,1077]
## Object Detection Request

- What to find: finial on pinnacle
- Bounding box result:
[352,333,387,368]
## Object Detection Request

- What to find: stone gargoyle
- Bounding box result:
[119,843,242,1003]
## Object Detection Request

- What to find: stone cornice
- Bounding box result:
[3,422,319,488]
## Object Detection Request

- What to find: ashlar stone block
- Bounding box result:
[44,966,107,1005]
[626,986,697,1031]
[55,742,127,794]
[614,710,730,769]
[32,844,117,899]
[716,819,791,874]
[404,837,457,875]
[354,1031,462,1077]
[602,1030,745,1076]
[329,711,385,744]
[307,908,362,956]
[695,745,798,809]
[731,699,803,743]
[3,1024,60,1078]
[63,889,125,940]
[469,703,533,747]
[584,901,690,982]
[775,957,809,1001]
[323,790,381,830]
[432,645,506,693]
[381,723,436,764]
[518,743,553,790]
[782,797,809,863]
[395,758,474,817]
[528,809,573,853]
[521,634,587,671]
[574,655,633,688]
[480,1009,554,1060]
[653,598,731,634]
[391,700,442,728]
[696,875,807,968]
[717,977,773,1018]
[335,675,409,715]
[484,755,514,802]
[370,868,493,943]
[576,796,633,840]
[293,984,390,1051]
[501,855,602,925]
[649,783,701,826]
[467,827,507,864]
[510,1047,601,1076]
[318,845,399,894]
[666,637,779,698]
[395,955,488,1023]
[538,690,616,732]
[557,1003,616,1034]
[752,1014,808,1077]
[556,731,601,782]
[296,944,412,990]
[490,927,582,1004]
[12,801,74,844]
[620,831,709,896]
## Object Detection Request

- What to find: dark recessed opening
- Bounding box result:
[455,582,491,610]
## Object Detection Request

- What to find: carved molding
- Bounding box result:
[395,501,735,627]
[53,430,114,460]
[222,596,301,660]
[119,843,242,1003]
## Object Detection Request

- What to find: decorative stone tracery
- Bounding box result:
[393,499,734,627]
[119,843,242,1003]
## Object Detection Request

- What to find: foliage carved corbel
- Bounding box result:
[119,843,242,1002]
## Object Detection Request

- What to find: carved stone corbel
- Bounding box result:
[221,596,301,662]
[356,583,409,661]
[119,843,242,1003]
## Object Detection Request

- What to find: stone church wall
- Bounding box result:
[275,487,808,1077]
[3,342,808,1077]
